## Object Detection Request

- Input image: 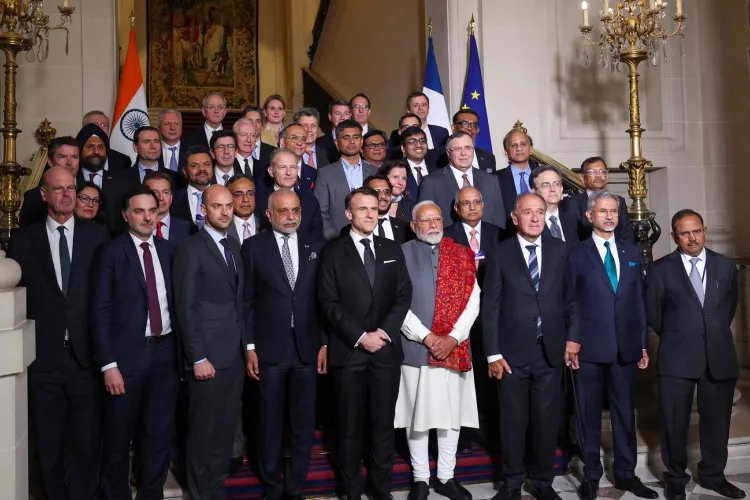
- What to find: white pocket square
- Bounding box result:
[384,259,396,264]
[309,252,318,261]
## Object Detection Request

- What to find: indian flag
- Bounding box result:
[110,28,150,162]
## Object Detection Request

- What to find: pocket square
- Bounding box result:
[309,252,318,261]
[628,261,638,267]
[384,259,396,264]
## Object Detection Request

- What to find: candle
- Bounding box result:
[63,0,70,7]
[676,0,682,14]
[582,1,589,25]
[603,0,609,13]
[649,0,655,9]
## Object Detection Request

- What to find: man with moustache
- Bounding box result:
[530,165,579,247]
[172,145,214,230]
[20,136,80,227]
[242,105,275,163]
[8,166,109,500]
[400,126,438,199]
[82,110,131,171]
[226,174,263,243]
[317,187,412,500]
[362,130,388,169]
[364,173,412,243]
[426,109,496,174]
[316,99,350,163]
[279,123,317,195]
[482,192,578,500]
[294,107,330,169]
[566,191,656,500]
[77,123,116,191]
[144,170,193,244]
[396,201,479,500]
[157,108,186,174]
[210,130,242,187]
[242,189,327,500]
[494,129,535,218]
[233,117,265,181]
[315,120,378,240]
[647,210,744,500]
[174,185,247,499]
[418,131,506,229]
[183,91,228,150]
[255,148,324,241]
[92,185,180,499]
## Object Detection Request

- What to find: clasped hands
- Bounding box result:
[423,333,457,360]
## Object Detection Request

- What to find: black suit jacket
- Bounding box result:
[170,187,196,229]
[385,217,412,244]
[646,249,739,380]
[19,187,47,229]
[174,228,246,369]
[182,126,211,151]
[233,156,269,183]
[317,234,413,368]
[495,166,521,218]
[167,217,193,245]
[538,211,579,249]
[91,233,179,375]
[107,166,179,235]
[443,221,502,288]
[560,191,632,242]
[482,232,579,367]
[107,149,132,173]
[425,146,496,174]
[7,218,110,371]
[242,231,326,365]
[258,142,275,163]
[316,133,340,164]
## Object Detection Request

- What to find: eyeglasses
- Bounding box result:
[48,185,76,194]
[372,188,392,196]
[538,180,562,190]
[204,105,226,111]
[448,145,474,154]
[364,142,386,150]
[405,138,427,146]
[458,200,483,208]
[585,169,608,176]
[456,121,479,130]
[351,104,370,110]
[231,190,255,199]
[214,144,237,152]
[77,194,101,206]
[285,135,306,143]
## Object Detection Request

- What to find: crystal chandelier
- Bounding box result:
[0,0,75,62]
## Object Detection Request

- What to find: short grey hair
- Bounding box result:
[202,91,226,108]
[269,147,297,166]
[293,107,320,124]
[280,123,305,139]
[157,108,182,124]
[82,110,109,126]
[232,117,256,134]
[445,130,474,153]
[412,200,441,221]
[586,190,619,212]
[511,192,547,215]
[529,165,562,190]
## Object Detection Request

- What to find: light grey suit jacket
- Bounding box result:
[314,158,378,240]
[417,165,507,229]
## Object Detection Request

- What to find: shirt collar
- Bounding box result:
[449,164,472,179]
[46,215,75,233]
[341,157,362,169]
[591,231,616,249]
[274,229,297,242]
[462,221,480,235]
[187,184,202,197]
[350,229,373,246]
[203,224,227,243]
[407,158,426,169]
[234,214,254,227]
[138,162,157,172]
[510,164,531,176]
[204,122,222,135]
[236,152,252,162]
[129,232,155,249]
[160,213,171,227]
[162,141,180,150]
[680,248,706,266]
[516,233,541,249]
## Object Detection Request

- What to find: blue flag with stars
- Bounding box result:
[462,33,493,152]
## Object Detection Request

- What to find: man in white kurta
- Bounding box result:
[396,201,480,500]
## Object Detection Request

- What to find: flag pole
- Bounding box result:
[428,18,433,38]
[469,13,475,36]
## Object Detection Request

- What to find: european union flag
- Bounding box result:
[462,33,493,153]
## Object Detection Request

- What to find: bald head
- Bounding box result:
[455,186,484,226]
[201,185,234,231]
[267,189,302,234]
[41,166,77,219]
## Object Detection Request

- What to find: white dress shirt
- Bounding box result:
[101,234,172,372]
[680,248,707,292]
[214,167,234,187]
[449,165,474,187]
[406,158,429,183]
[233,214,256,240]
[373,215,395,240]
[187,185,202,222]
[471,154,479,170]
[462,222,481,250]
[46,216,74,293]
[155,213,172,240]
[422,124,434,150]
[204,224,232,265]
[348,230,391,346]
[361,124,369,136]
[296,160,304,178]
[81,168,103,188]
[161,141,181,170]
[204,122,222,147]
[591,232,620,280]
[487,234,543,363]
[545,209,565,242]
[236,153,254,176]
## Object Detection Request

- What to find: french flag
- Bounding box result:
[422,36,451,131]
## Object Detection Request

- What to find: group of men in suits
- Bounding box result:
[10,87,745,500]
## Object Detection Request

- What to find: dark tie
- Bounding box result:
[244,158,251,176]
[526,244,542,339]
[548,215,563,240]
[140,242,163,336]
[378,218,387,239]
[220,238,237,285]
[360,238,375,288]
[462,173,471,187]
[89,172,97,184]
[415,166,423,184]
[57,226,70,295]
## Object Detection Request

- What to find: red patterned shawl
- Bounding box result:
[428,237,476,372]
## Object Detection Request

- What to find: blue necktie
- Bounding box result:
[526,245,542,339]
[222,174,230,185]
[604,241,618,292]
[193,191,204,222]
[168,147,177,171]
[519,171,530,193]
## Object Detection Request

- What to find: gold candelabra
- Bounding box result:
[0,0,73,246]
[579,0,685,223]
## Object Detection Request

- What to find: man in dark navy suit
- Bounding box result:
[233,117,268,183]
[399,126,438,200]
[144,170,193,245]
[389,91,449,152]
[566,191,656,500]
[294,107,330,169]
[386,113,421,159]
[494,128,535,220]
[425,109,496,174]
[82,110,131,172]
[182,91,228,150]
[242,106,276,163]
[242,189,327,500]
[530,165,579,247]
[279,123,317,196]
[92,185,180,499]
[316,99,351,164]
[365,174,413,244]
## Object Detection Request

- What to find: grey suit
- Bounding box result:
[417,165,507,229]
[314,159,378,240]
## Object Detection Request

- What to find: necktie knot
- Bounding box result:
[360,238,371,248]
[690,257,701,267]
[57,226,65,236]
[462,173,471,187]
[549,215,557,224]
[526,244,537,254]
[220,238,230,249]
[140,242,149,251]
[222,173,230,183]
[604,241,611,249]
[169,147,176,153]
[470,229,477,237]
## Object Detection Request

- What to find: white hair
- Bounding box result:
[411,200,441,221]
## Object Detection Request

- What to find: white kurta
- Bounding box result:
[394,279,481,432]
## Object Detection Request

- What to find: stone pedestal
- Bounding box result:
[0,287,36,500]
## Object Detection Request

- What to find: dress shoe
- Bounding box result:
[408,482,430,500]
[526,483,562,500]
[492,484,522,500]
[701,479,747,499]
[664,483,687,500]
[434,478,472,500]
[227,456,243,476]
[578,479,599,500]
[614,477,658,499]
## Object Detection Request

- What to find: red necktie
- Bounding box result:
[140,242,163,336]
[156,221,164,239]
[89,172,96,184]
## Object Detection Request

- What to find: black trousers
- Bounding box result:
[29,347,101,500]
[498,342,562,490]
[257,346,317,498]
[101,336,180,500]
[659,372,736,487]
[186,352,244,500]
[331,347,400,499]
[575,360,637,483]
